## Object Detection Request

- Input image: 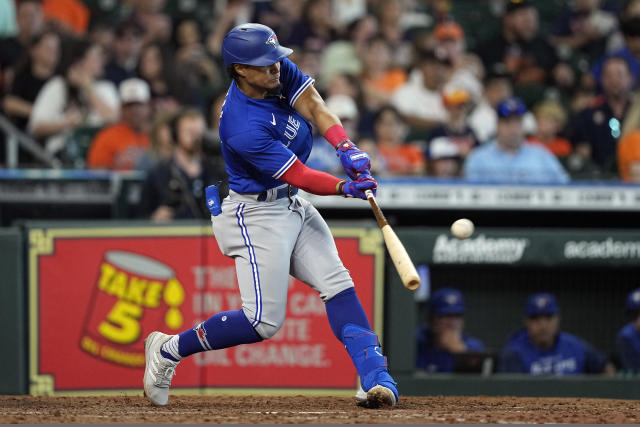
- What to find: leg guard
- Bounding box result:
[342,324,398,401]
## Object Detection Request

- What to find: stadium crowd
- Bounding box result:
[2,0,640,189]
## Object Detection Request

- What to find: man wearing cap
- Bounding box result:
[616,287,640,372]
[463,97,569,183]
[87,77,151,170]
[416,288,485,373]
[500,292,611,375]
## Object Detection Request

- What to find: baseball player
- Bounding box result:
[143,23,398,408]
[499,293,610,375]
[616,287,640,372]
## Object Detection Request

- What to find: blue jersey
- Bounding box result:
[616,323,640,372]
[218,58,315,194]
[415,325,485,373]
[499,329,607,375]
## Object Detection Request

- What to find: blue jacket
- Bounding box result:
[616,323,640,371]
[416,325,485,372]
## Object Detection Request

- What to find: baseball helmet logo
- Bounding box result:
[266,33,277,48]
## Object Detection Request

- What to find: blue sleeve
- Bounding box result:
[464,336,486,352]
[280,57,315,108]
[617,334,640,371]
[542,150,570,183]
[499,347,526,373]
[582,342,607,374]
[226,130,297,179]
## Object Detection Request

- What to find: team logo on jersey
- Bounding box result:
[266,33,278,48]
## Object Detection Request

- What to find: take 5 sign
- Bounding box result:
[27,225,384,395]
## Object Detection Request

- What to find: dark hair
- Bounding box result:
[373,104,403,126]
[56,38,94,77]
[13,30,59,76]
[226,65,240,81]
[170,108,205,144]
[621,16,640,38]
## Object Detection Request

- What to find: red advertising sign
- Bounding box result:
[27,225,383,394]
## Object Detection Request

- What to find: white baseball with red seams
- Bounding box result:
[451,218,475,239]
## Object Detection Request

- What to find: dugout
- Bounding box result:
[385,228,640,398]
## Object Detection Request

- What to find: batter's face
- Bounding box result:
[235,62,282,98]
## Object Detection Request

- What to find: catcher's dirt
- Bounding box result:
[0,395,638,424]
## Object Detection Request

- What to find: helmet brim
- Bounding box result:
[243,45,293,66]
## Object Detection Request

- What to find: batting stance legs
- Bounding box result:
[143,193,397,407]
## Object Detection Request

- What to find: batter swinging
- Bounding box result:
[143,23,398,408]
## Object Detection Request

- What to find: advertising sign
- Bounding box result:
[28,225,383,395]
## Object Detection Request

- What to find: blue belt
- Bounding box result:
[257,185,298,201]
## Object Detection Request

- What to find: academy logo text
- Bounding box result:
[564,238,640,259]
[433,234,529,264]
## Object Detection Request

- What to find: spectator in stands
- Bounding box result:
[375,0,413,69]
[87,78,150,170]
[428,86,478,159]
[427,136,463,178]
[134,111,173,171]
[468,71,514,144]
[433,21,483,103]
[133,0,173,46]
[464,97,569,183]
[137,43,181,114]
[0,0,44,83]
[500,293,614,375]
[570,56,635,175]
[391,48,450,134]
[0,0,16,37]
[528,100,572,159]
[28,39,119,156]
[416,288,486,373]
[475,0,563,104]
[42,0,89,36]
[360,35,407,111]
[139,108,227,221]
[618,130,640,182]
[590,17,640,90]
[550,0,618,64]
[175,18,224,104]
[103,20,144,87]
[2,30,60,132]
[371,105,426,176]
[616,287,640,372]
[287,0,337,52]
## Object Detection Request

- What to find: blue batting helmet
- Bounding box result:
[222,23,293,67]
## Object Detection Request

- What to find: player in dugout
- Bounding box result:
[499,292,615,375]
[616,287,640,372]
[142,23,397,408]
[415,287,486,373]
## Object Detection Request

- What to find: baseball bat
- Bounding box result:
[365,189,421,291]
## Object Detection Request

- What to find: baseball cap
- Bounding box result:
[505,0,534,14]
[434,22,464,41]
[430,288,465,315]
[429,137,461,160]
[525,293,559,317]
[119,78,150,104]
[325,94,358,121]
[496,97,527,118]
[626,288,640,311]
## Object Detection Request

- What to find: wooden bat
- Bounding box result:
[365,189,421,290]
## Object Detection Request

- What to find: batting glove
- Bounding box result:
[341,174,377,200]
[336,140,371,180]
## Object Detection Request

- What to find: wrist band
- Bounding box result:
[324,124,350,148]
[336,180,346,195]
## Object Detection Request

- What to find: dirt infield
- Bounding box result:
[0,395,639,424]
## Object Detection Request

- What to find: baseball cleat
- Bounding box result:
[355,384,397,408]
[143,331,179,406]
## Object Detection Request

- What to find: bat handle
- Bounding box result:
[365,189,375,200]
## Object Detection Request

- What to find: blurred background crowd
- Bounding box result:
[2,0,640,188]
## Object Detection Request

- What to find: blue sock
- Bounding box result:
[160,310,262,361]
[325,287,371,341]
[325,288,397,399]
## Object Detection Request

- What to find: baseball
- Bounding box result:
[451,218,474,239]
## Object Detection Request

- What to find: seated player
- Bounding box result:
[500,292,613,375]
[416,288,486,372]
[616,287,640,372]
